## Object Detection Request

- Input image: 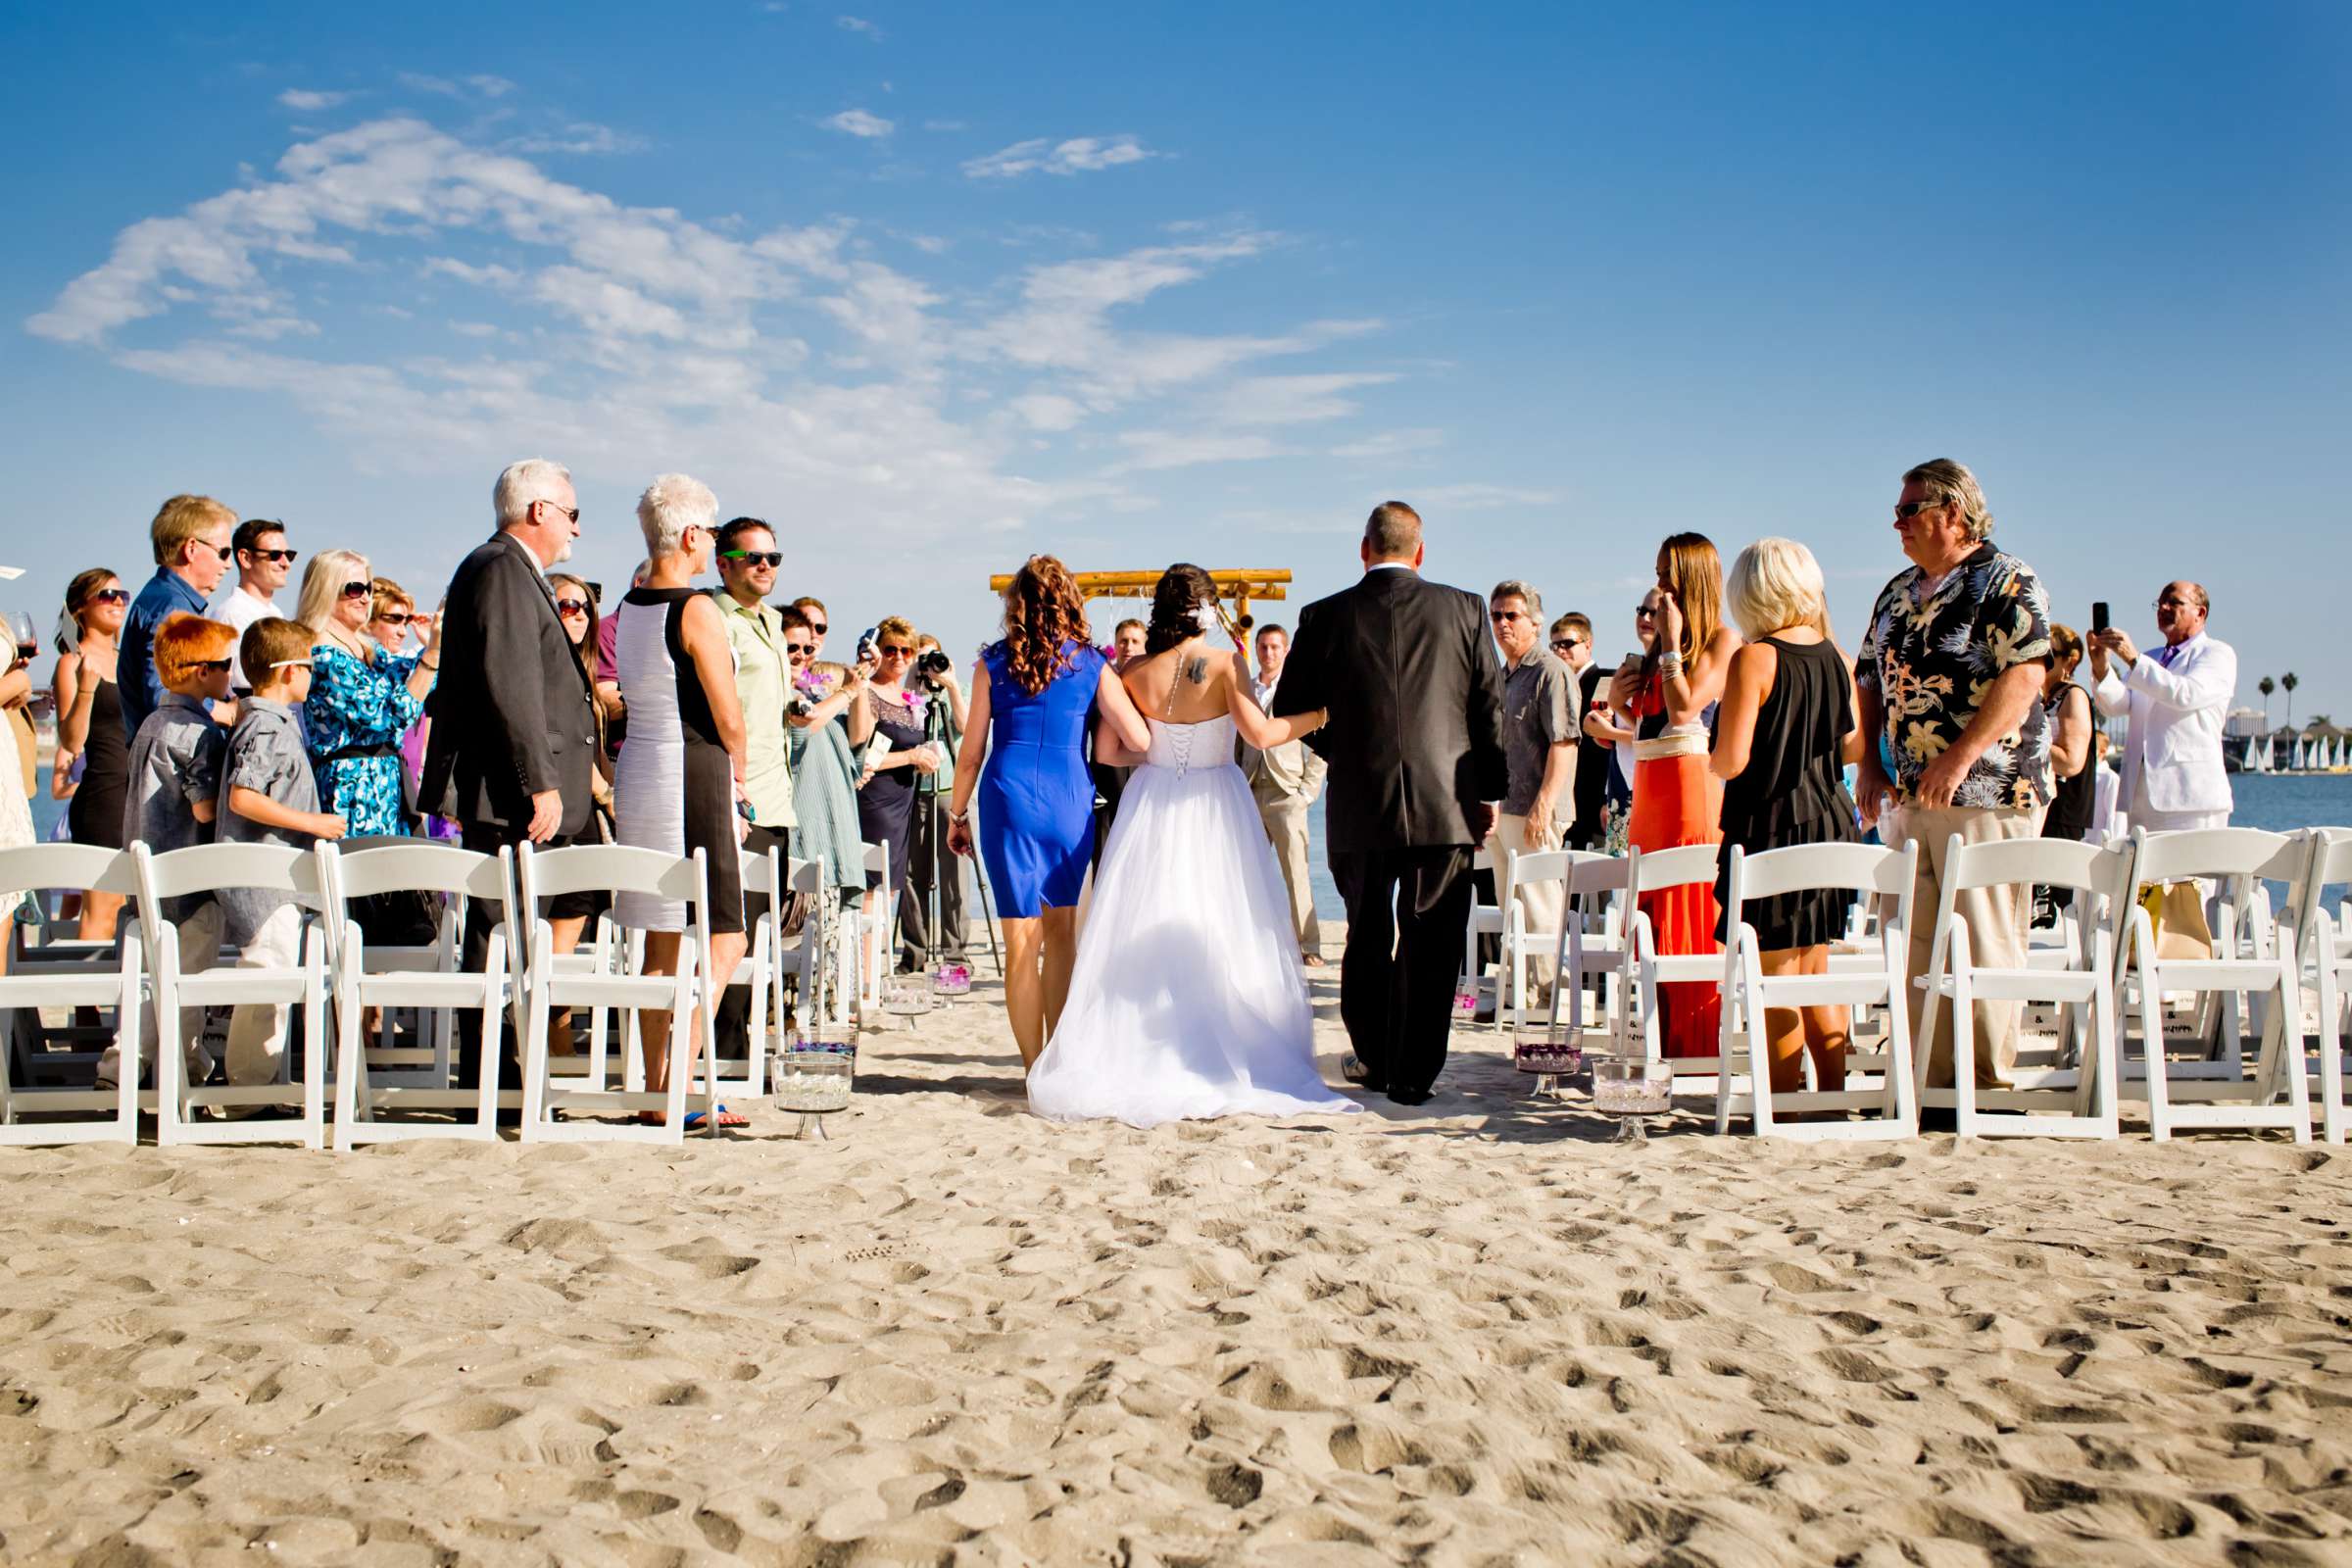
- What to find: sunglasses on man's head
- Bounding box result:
[721,549,784,568]
[554,598,589,616]
[246,548,299,564]
[339,581,370,600]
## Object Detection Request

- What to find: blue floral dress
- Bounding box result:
[305,642,429,837]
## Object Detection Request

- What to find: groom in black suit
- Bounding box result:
[1272,502,1506,1104]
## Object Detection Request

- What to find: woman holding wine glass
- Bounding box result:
[51,570,134,939]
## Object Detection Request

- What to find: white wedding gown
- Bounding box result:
[1026,713,1361,1128]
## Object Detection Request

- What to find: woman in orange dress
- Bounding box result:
[1610,533,1740,1057]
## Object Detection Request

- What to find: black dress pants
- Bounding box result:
[456,819,584,1095]
[1329,844,1476,1095]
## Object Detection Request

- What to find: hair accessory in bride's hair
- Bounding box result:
[1191,602,1218,632]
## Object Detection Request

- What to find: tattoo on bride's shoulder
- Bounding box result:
[1183,656,1208,685]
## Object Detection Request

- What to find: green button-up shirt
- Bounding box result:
[717,593,798,830]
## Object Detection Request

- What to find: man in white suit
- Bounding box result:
[2088,581,2234,833]
[1241,622,1329,965]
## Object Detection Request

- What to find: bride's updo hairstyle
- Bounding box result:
[1145,563,1220,656]
[998,553,1092,696]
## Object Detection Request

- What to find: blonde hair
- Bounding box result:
[876,615,915,646]
[368,576,413,621]
[239,616,315,691]
[1902,458,1993,541]
[1725,537,1828,640]
[149,494,236,567]
[296,549,371,636]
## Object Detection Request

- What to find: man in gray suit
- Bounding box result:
[1240,622,1328,966]
[419,458,600,1099]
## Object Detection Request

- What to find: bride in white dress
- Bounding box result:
[1026,565,1362,1127]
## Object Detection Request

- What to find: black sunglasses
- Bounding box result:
[807,622,828,636]
[555,598,590,615]
[246,548,299,564]
[537,501,580,524]
[721,550,783,568]
[89,588,131,606]
[785,640,814,655]
[339,580,370,599]
[373,612,412,626]
[1551,639,1579,653]
[194,659,233,674]
[1635,605,1658,617]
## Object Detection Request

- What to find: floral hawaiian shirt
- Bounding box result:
[1856,542,2054,811]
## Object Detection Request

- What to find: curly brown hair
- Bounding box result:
[996,554,1092,696]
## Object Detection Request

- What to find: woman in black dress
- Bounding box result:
[52,567,133,941]
[850,615,941,967]
[1710,538,1862,1097]
[2034,624,2097,918]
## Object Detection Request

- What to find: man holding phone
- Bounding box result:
[2088,581,2234,833]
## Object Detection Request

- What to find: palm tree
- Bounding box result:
[2283,671,2299,730]
[2259,674,2275,727]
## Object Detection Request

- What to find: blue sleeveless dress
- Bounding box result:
[978,639,1105,916]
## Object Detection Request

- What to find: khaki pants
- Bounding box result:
[1897,804,2045,1089]
[223,903,307,1087]
[1254,790,1324,956]
[1497,811,1564,1003]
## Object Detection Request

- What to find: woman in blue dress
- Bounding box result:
[297,549,439,837]
[946,556,1150,1069]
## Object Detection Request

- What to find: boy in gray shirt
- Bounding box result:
[216,617,347,1087]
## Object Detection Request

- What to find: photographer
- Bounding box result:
[902,633,968,971]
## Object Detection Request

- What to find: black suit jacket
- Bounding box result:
[1272,567,1507,854]
[417,533,598,836]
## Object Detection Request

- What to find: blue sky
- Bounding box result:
[3,2,2347,718]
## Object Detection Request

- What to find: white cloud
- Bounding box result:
[837,15,882,38]
[962,135,1153,179]
[1407,483,1560,512]
[26,116,1401,550]
[508,122,646,155]
[277,89,349,112]
[399,73,515,98]
[1114,431,1290,470]
[1330,427,1442,459]
[822,109,894,138]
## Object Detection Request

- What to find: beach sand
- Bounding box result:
[2,967,2349,1565]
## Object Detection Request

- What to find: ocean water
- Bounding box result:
[31,766,2352,920]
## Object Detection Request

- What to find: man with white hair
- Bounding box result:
[419,459,600,1106]
[1854,458,2053,1099]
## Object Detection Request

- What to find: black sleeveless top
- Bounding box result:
[2042,683,2095,841]
[1719,636,1854,839]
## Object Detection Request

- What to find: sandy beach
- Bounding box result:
[1,965,2348,1566]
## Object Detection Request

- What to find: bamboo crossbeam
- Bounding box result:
[986,568,1291,602]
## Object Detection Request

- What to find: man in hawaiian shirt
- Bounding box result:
[1855,459,2053,1091]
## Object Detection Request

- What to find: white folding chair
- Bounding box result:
[515,843,707,1144]
[1460,845,1506,1024]
[1716,842,1919,1141]
[0,847,143,1145]
[2119,828,2312,1142]
[1624,843,1725,1093]
[321,841,515,1148]
[775,857,828,1037]
[2285,829,2352,1144]
[132,843,329,1149]
[703,842,781,1101]
[1546,853,1632,1045]
[1912,835,2135,1139]
[855,840,891,1017]
[1498,848,1591,1032]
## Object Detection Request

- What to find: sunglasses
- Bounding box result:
[200,542,233,562]
[721,550,784,568]
[807,622,828,636]
[879,644,913,658]
[195,659,233,674]
[268,658,314,670]
[339,580,370,600]
[1893,500,1946,520]
[537,501,581,524]
[1489,609,1528,623]
[1635,605,1659,617]
[374,612,412,626]
[89,588,131,606]
[785,640,814,655]
[1551,639,1580,654]
[246,548,299,564]
[555,598,590,615]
